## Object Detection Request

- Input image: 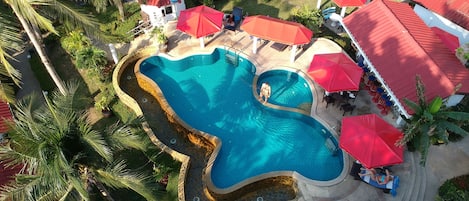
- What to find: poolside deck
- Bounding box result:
[118,21,414,201]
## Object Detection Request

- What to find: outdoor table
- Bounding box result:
[271,42,288,51]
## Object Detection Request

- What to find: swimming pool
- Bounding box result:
[257,69,313,111]
[138,48,344,189]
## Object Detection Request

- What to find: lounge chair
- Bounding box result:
[224,7,243,31]
[360,169,400,197]
[322,7,337,21]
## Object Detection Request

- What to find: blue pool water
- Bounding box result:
[139,48,343,189]
[257,70,312,109]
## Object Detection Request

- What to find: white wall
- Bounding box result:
[414,5,469,46]
[140,1,186,27]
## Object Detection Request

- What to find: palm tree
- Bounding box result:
[3,0,101,95]
[0,82,160,201]
[88,0,126,21]
[398,75,469,166]
[0,7,23,103]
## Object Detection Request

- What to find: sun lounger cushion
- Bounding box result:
[360,170,400,197]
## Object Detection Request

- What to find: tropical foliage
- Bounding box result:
[3,0,102,95]
[289,6,323,35]
[397,76,469,166]
[436,174,469,201]
[0,6,23,103]
[61,30,92,59]
[0,82,160,201]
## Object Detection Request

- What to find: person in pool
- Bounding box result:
[377,169,393,185]
[259,82,271,103]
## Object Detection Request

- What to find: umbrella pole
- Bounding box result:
[252,36,258,54]
[316,0,322,9]
[200,37,205,48]
[340,7,347,17]
[290,45,297,63]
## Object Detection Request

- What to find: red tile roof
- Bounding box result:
[343,0,469,114]
[0,101,13,134]
[415,0,469,30]
[0,163,21,188]
[146,0,180,7]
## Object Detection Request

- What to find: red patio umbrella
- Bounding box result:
[307,53,363,93]
[431,27,460,53]
[333,0,367,17]
[176,5,224,38]
[240,15,313,45]
[339,114,404,169]
[333,0,367,7]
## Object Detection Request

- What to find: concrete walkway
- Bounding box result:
[12,44,43,100]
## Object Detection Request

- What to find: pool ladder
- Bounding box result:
[224,46,239,67]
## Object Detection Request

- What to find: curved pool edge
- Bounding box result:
[116,45,350,200]
[112,47,190,201]
[251,66,350,187]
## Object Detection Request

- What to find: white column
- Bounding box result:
[290,45,297,63]
[252,36,258,54]
[317,0,322,9]
[108,44,119,64]
[199,37,205,48]
[340,7,347,17]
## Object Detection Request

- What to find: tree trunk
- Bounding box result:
[114,0,126,22]
[85,168,115,201]
[11,6,67,95]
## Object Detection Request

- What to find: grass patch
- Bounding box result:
[95,2,142,43]
[212,0,342,19]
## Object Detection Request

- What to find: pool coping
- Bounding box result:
[124,46,349,197]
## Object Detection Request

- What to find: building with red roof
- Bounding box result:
[0,100,18,190]
[139,0,185,28]
[0,163,22,189]
[411,0,469,50]
[0,100,13,136]
[340,0,469,120]
[414,0,469,31]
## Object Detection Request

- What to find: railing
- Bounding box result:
[126,21,152,38]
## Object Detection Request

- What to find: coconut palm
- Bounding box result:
[0,8,23,103]
[3,0,101,95]
[398,75,469,166]
[0,82,160,201]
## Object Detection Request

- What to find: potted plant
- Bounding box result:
[94,86,115,118]
[152,26,168,52]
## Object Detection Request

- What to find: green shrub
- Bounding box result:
[437,175,469,201]
[289,6,323,34]
[60,30,91,58]
[75,46,108,70]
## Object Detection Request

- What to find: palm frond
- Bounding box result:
[415,75,427,106]
[42,0,102,39]
[106,122,148,151]
[0,11,23,87]
[6,0,57,34]
[440,111,469,121]
[94,161,160,201]
[403,98,421,114]
[67,176,90,201]
[438,121,469,137]
[81,127,113,162]
[428,96,443,114]
[418,132,430,166]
